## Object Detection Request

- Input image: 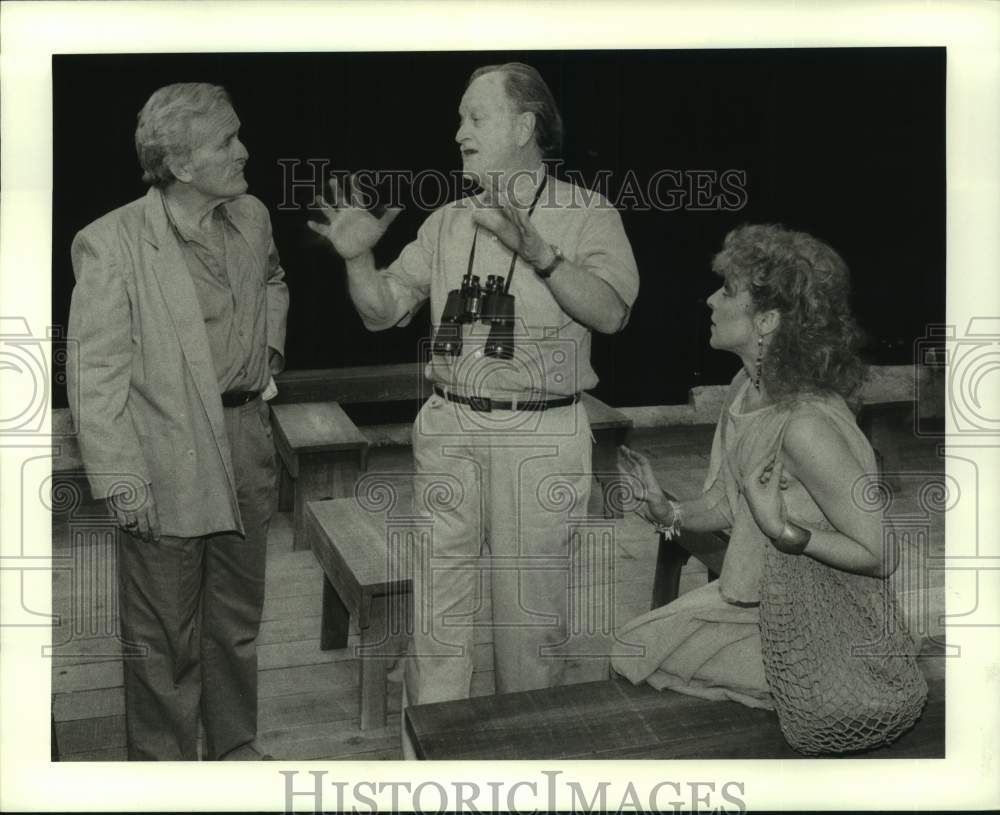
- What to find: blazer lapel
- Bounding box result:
[142,189,238,492]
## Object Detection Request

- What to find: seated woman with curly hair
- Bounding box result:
[613,224,926,755]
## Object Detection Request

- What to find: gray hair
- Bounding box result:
[467,62,563,157]
[134,82,232,187]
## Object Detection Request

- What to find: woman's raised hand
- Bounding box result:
[618,445,673,525]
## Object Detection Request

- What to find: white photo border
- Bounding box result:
[2,0,998,811]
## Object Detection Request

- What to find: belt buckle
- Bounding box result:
[469,395,492,413]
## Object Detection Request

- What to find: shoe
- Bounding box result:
[219,741,274,761]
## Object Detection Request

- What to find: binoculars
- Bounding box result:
[432,272,515,359]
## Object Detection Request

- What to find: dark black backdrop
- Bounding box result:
[51,48,945,413]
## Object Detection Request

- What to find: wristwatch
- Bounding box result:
[534,244,565,279]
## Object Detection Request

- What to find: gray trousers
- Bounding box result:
[117,397,277,760]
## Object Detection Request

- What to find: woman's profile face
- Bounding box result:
[706,275,757,355]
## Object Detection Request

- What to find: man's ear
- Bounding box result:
[516,111,536,149]
[166,152,193,184]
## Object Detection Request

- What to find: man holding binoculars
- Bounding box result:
[309,62,638,742]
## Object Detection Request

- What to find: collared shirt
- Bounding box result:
[164,196,271,393]
[363,174,640,397]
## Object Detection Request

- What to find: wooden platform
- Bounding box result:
[405,644,945,760]
[50,421,946,761]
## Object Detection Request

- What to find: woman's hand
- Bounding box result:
[744,456,787,540]
[617,445,674,526]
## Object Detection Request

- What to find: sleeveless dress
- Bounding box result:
[610,370,885,710]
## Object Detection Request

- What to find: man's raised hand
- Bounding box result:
[307,176,401,261]
[471,188,550,268]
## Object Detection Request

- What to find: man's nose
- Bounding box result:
[455,119,469,144]
[234,138,249,161]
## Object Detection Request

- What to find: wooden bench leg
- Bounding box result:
[595,476,623,520]
[293,459,330,551]
[278,462,294,513]
[321,575,351,651]
[857,402,911,491]
[651,532,690,609]
[591,428,630,519]
[871,418,904,491]
[293,455,363,551]
[359,595,389,731]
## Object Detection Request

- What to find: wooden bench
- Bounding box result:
[404,640,945,759]
[857,400,914,490]
[651,511,727,608]
[271,362,431,406]
[302,450,635,733]
[304,489,416,730]
[269,401,370,550]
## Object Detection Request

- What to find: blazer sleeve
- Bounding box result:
[66,229,151,500]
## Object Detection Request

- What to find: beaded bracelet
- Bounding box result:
[654,499,684,540]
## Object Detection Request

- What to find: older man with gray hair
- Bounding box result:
[67,82,288,760]
[310,62,639,749]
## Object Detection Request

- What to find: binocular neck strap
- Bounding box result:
[467,225,480,280]
[503,174,549,294]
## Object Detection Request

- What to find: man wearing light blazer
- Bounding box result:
[67,83,288,761]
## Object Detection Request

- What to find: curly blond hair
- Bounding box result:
[712,223,867,405]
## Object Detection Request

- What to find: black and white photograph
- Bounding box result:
[2,1,998,812]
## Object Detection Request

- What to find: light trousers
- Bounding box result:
[403,392,592,707]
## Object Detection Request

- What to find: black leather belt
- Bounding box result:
[221,390,261,408]
[434,385,579,413]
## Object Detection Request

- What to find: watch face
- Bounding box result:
[537,245,562,278]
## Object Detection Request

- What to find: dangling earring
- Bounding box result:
[754,335,763,391]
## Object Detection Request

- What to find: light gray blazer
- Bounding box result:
[67,187,288,537]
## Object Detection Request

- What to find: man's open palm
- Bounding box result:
[307,176,401,260]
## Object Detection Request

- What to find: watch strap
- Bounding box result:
[535,244,564,279]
